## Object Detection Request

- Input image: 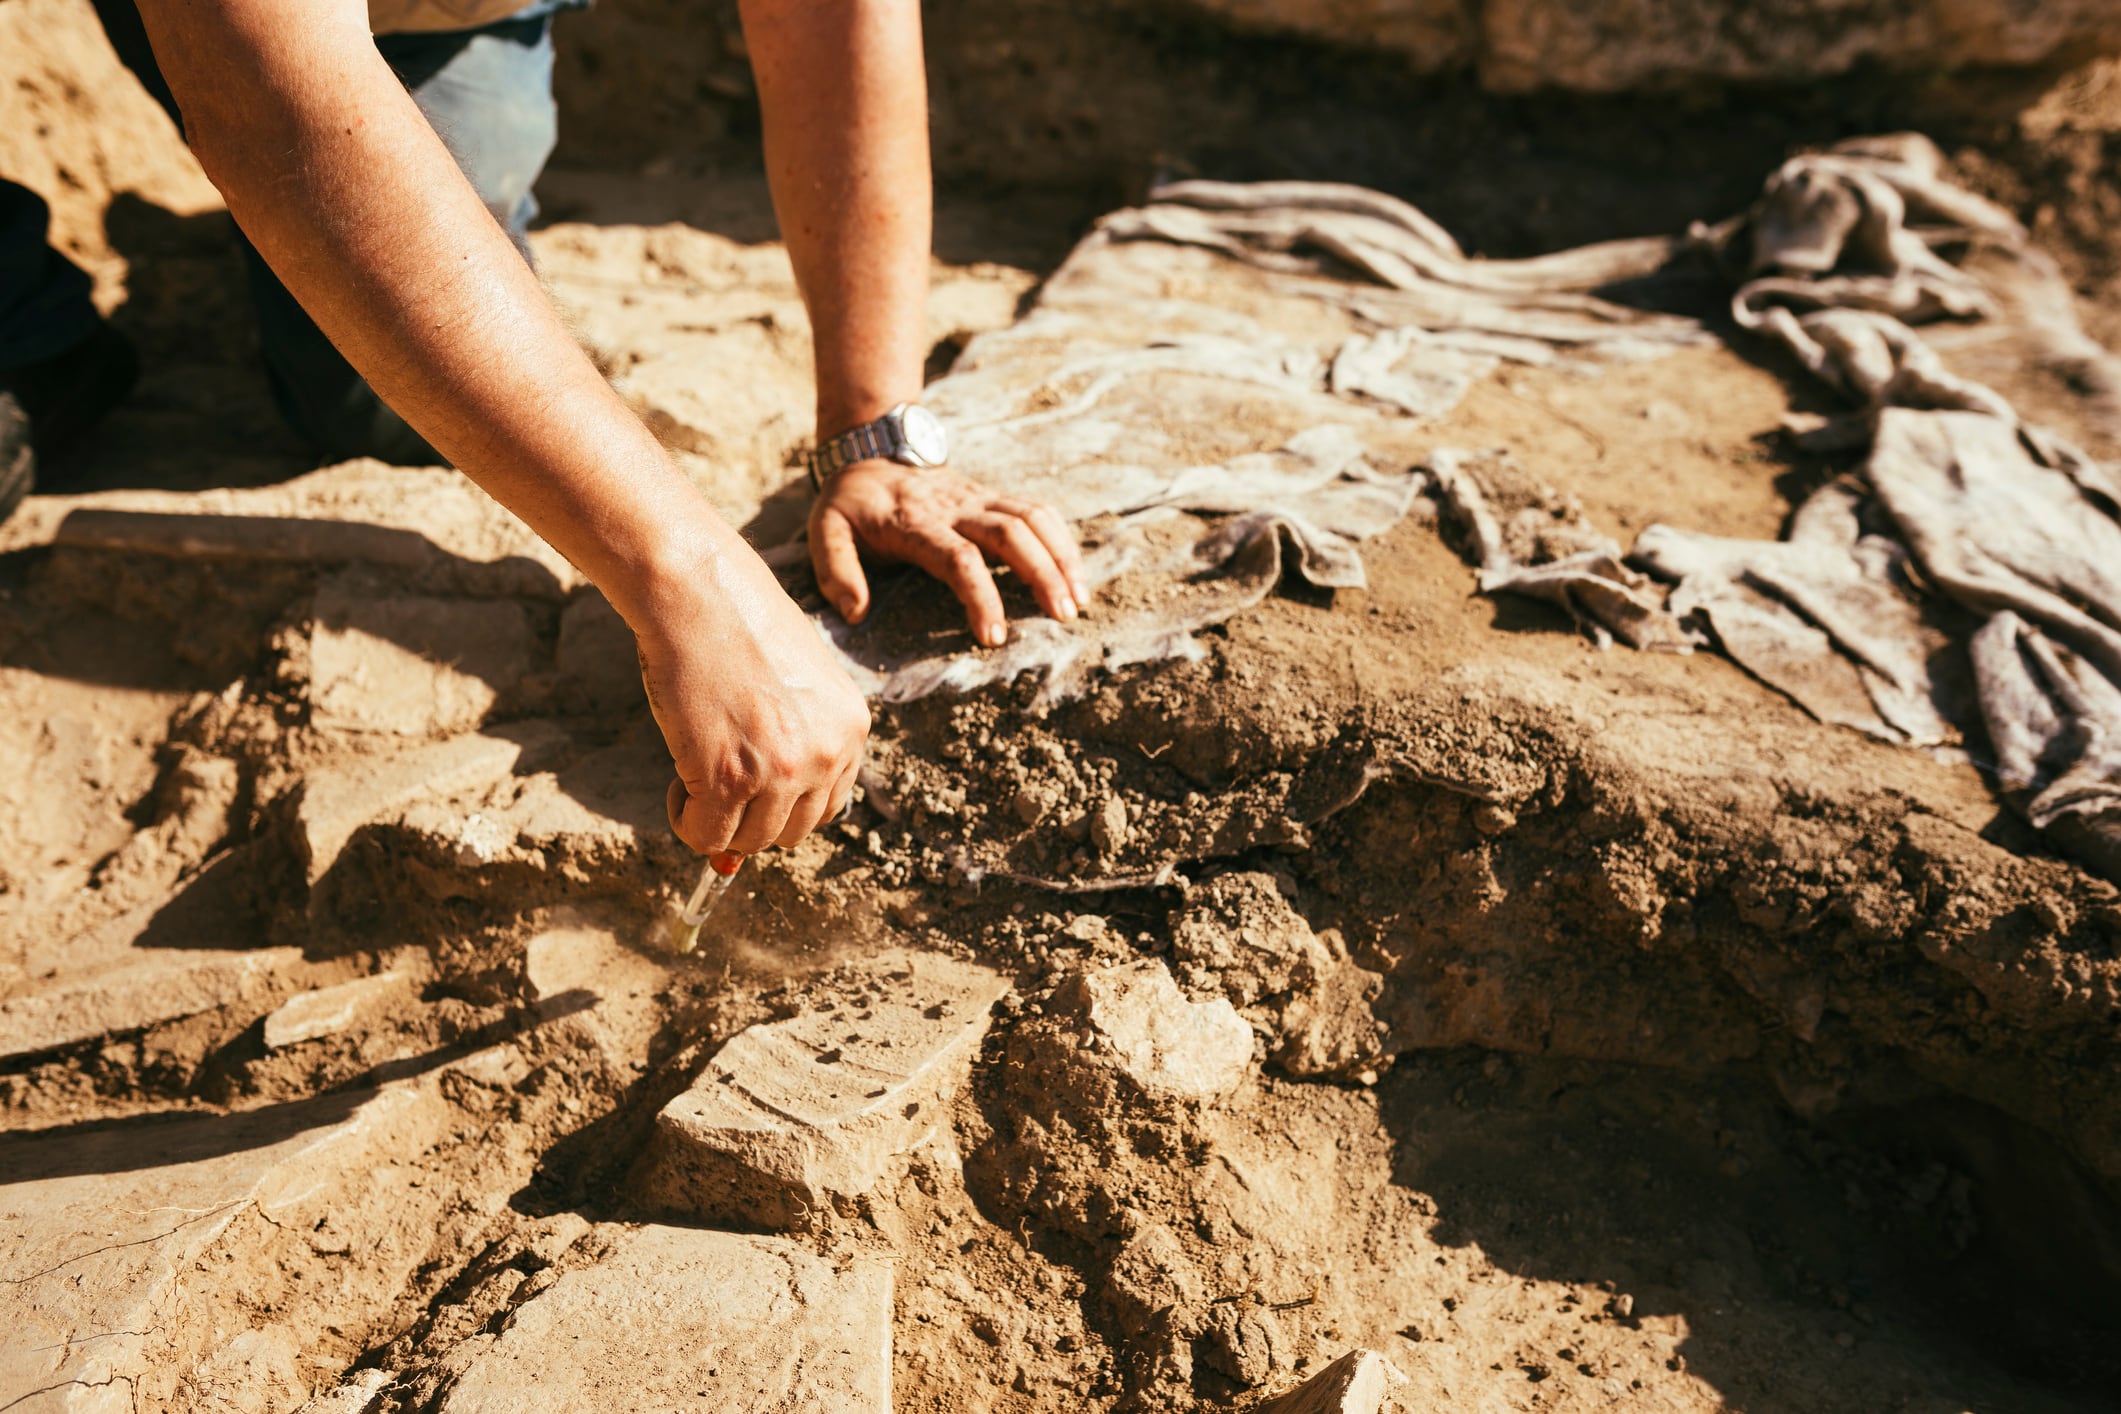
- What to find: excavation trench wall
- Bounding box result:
[552,0,2121,178]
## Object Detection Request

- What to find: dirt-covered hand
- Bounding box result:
[809,459,1090,647]
[637,538,870,857]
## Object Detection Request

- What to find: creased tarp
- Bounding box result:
[800,180,1703,707]
[1626,133,2121,877]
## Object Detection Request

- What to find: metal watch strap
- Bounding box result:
[810,404,951,491]
[809,418,898,491]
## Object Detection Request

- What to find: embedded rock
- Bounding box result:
[639,952,1011,1227]
[1050,958,1256,1104]
[1257,1347,1414,1413]
[1105,1220,1208,1332]
[293,726,555,884]
[430,1225,892,1413]
[296,1370,392,1413]
[262,971,412,1050]
[1272,961,1391,1080]
[1,902,303,1061]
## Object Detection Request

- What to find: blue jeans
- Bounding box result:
[0,3,561,464]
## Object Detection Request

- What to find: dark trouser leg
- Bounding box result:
[0,182,102,372]
[93,2,560,466]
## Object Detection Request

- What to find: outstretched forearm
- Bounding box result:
[134,0,875,860]
[741,0,931,439]
[133,0,737,631]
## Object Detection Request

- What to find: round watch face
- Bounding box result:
[900,404,949,466]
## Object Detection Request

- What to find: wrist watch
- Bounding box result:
[809,402,950,491]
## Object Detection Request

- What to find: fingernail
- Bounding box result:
[984,623,1007,647]
[1073,579,1092,606]
[1056,595,1077,622]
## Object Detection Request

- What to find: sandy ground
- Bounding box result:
[3,3,2121,1412]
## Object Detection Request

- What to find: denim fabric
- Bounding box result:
[0,2,563,464]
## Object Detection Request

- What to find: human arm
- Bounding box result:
[132,0,867,855]
[739,0,1088,645]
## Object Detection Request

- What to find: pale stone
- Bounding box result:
[390,727,672,885]
[308,589,531,737]
[0,1078,459,1413]
[1273,961,1390,1080]
[293,726,555,883]
[1105,1221,1208,1332]
[641,952,1010,1227]
[1091,794,1132,853]
[1257,1348,1412,1414]
[262,971,411,1050]
[1206,1300,1291,1387]
[0,909,302,1061]
[1053,958,1255,1103]
[433,1225,891,1413]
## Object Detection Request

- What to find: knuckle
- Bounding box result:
[714,749,764,797]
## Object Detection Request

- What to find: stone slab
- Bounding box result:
[0,1081,455,1413]
[294,725,556,884]
[434,1225,891,1413]
[0,890,302,1060]
[1055,958,1255,1103]
[643,952,1010,1227]
[308,589,531,738]
[262,971,412,1050]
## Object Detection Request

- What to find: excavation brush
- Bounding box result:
[666,851,742,954]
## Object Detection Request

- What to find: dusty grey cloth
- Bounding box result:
[1428,448,1697,653]
[1635,135,2121,877]
[1634,482,1954,745]
[806,181,1701,708]
[1969,611,2121,880]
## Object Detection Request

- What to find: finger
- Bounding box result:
[810,506,871,624]
[902,525,1009,647]
[827,759,860,823]
[774,786,836,850]
[962,512,1076,623]
[726,789,799,857]
[668,774,748,857]
[996,499,1090,605]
